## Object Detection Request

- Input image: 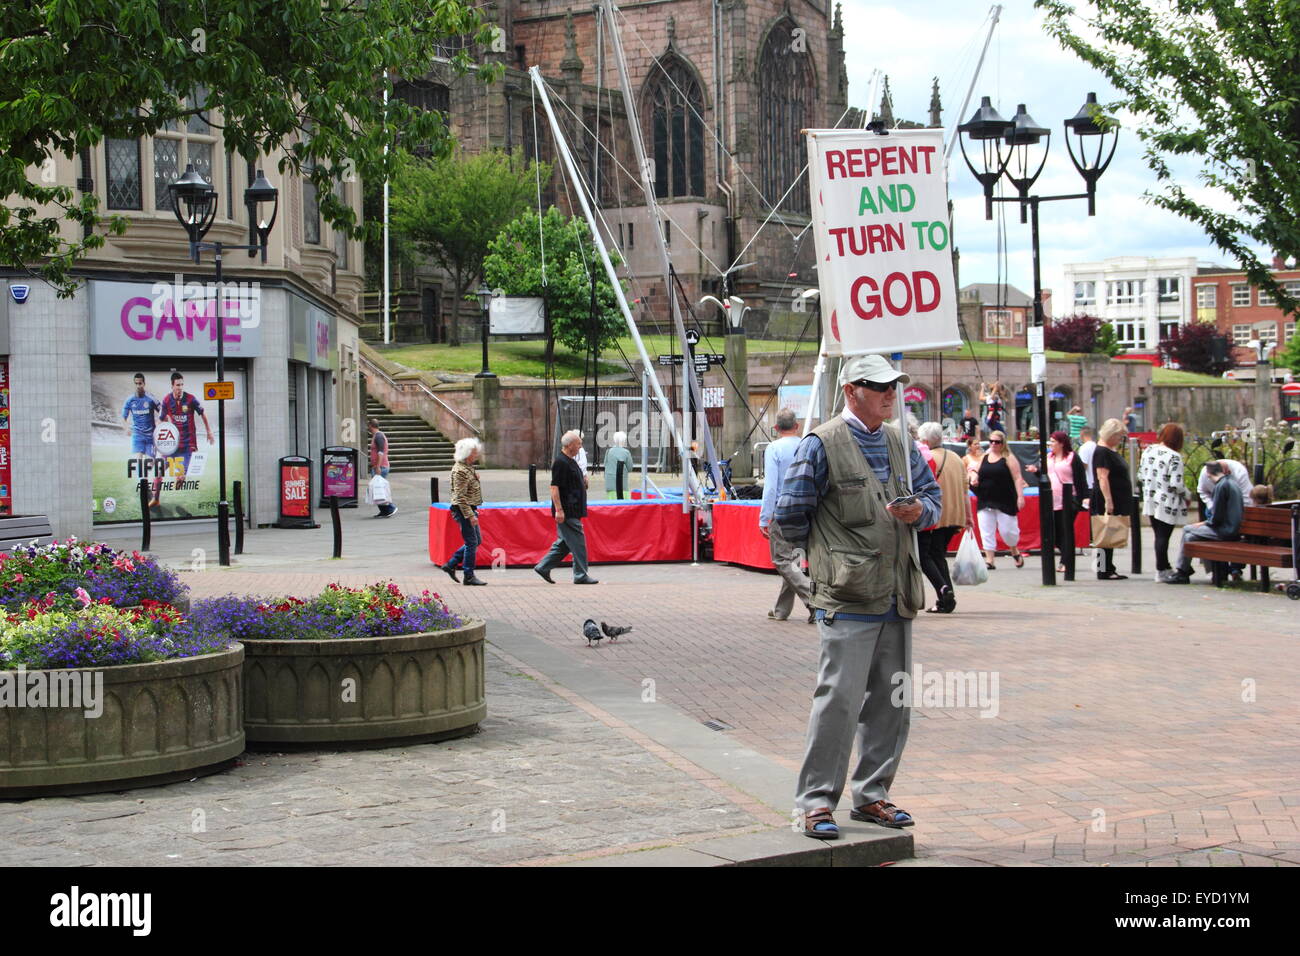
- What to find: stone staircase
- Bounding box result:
[366,397,456,472]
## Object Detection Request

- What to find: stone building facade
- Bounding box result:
[377,0,856,346]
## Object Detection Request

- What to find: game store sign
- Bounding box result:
[89,279,263,357]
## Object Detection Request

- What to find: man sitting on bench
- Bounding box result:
[1162,461,1244,584]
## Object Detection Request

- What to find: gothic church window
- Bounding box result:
[643,57,706,199]
[759,19,814,214]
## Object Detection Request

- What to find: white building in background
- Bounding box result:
[1062,256,1199,355]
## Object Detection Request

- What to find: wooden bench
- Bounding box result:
[0,515,55,551]
[1183,504,1299,598]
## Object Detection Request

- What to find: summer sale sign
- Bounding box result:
[805,128,961,356]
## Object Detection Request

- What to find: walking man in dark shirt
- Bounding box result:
[534,429,598,585]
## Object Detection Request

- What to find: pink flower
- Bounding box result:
[12,573,22,583]
[75,587,92,607]
[113,554,135,573]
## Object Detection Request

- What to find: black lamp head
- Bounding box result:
[169,162,217,250]
[1065,92,1106,136]
[1005,104,1049,147]
[243,168,279,260]
[476,283,493,311]
[958,96,1014,141]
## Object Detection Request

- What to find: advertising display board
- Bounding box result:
[91,367,247,524]
[0,360,10,516]
[320,446,358,508]
[804,128,961,356]
[276,456,317,528]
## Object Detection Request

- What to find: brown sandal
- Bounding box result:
[851,800,914,828]
[802,807,839,840]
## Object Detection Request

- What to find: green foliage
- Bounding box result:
[388,150,546,344]
[1182,421,1300,500]
[0,0,500,296]
[1038,1,1300,313]
[483,206,627,357]
[1278,328,1300,375]
[1094,321,1122,358]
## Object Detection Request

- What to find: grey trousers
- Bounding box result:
[795,615,912,812]
[769,523,812,618]
[1174,523,1230,574]
[537,516,590,580]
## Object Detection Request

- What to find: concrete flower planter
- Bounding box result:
[241,620,486,748]
[0,645,244,798]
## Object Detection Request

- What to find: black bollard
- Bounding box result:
[1130,481,1143,575]
[616,460,626,500]
[233,480,245,555]
[330,495,342,559]
[430,477,439,504]
[1062,491,1075,581]
[528,464,538,502]
[138,479,151,552]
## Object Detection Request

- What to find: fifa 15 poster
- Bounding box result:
[90,368,247,524]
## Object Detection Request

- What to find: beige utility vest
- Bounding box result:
[806,417,924,619]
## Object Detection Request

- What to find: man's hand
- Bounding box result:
[555,509,565,524]
[759,524,770,539]
[206,432,215,445]
[886,501,923,525]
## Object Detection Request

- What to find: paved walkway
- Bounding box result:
[24,470,1299,866]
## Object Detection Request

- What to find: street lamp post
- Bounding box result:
[475,283,496,378]
[169,163,279,567]
[958,93,1118,586]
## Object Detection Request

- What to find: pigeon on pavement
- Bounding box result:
[582,619,604,646]
[600,622,633,641]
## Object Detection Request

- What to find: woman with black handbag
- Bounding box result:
[1090,418,1132,580]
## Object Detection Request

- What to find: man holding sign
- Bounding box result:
[774,355,940,839]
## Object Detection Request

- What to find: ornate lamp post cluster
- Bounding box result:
[168,163,279,567]
[957,93,1118,586]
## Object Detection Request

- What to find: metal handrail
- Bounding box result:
[359,354,480,436]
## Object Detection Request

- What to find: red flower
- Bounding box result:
[11,573,22,583]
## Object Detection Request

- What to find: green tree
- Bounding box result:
[388,150,546,346]
[1038,0,1300,314]
[0,0,498,296]
[483,207,627,364]
[1278,328,1300,376]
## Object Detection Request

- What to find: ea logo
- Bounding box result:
[154,422,180,457]
[103,497,117,514]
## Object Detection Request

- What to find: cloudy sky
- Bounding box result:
[836,0,1244,306]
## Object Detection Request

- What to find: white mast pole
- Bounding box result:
[945,4,1002,161]
[528,68,693,476]
[382,84,391,345]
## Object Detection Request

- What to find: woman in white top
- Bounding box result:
[1137,422,1190,575]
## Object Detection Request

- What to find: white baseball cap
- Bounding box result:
[838,354,910,387]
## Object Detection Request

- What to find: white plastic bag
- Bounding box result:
[952,529,988,586]
[366,474,392,505]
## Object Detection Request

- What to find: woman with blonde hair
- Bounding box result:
[970,429,1026,569]
[1091,418,1132,580]
[441,437,487,586]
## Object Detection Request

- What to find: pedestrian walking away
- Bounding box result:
[774,354,940,840]
[1138,423,1190,575]
[917,420,970,613]
[603,431,635,499]
[759,408,813,623]
[442,438,487,586]
[535,430,598,585]
[1091,418,1133,580]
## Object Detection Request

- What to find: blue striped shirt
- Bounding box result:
[759,435,802,527]
[772,416,942,548]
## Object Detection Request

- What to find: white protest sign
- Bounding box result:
[805,128,961,357]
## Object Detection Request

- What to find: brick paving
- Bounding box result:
[56,470,1300,865]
